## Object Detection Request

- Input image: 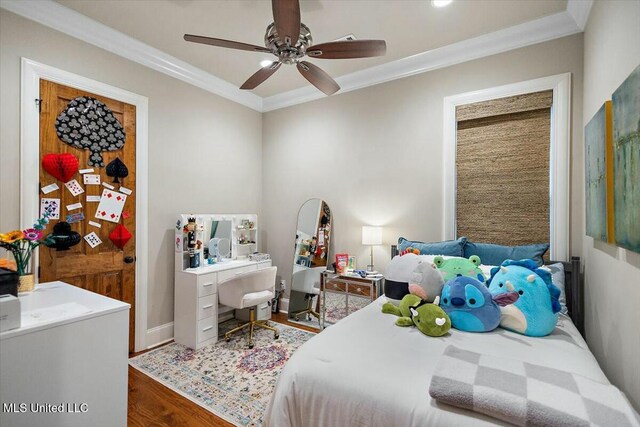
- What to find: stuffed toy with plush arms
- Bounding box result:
[434,255,486,284]
[382,294,451,337]
[384,253,422,304]
[440,276,501,332]
[488,259,561,337]
[408,261,444,302]
[384,254,445,304]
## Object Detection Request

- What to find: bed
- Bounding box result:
[263,256,623,426]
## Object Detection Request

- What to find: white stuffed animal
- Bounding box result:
[384,254,445,304]
[384,253,422,304]
[408,261,445,303]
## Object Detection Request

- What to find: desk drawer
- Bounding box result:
[256,260,272,270]
[218,265,255,283]
[325,280,346,293]
[197,316,216,343]
[348,283,373,298]
[198,294,217,320]
[198,273,217,297]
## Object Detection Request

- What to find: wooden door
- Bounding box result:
[38,79,136,352]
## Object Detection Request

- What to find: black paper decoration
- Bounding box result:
[106,157,129,183]
[55,96,126,167]
[44,222,81,251]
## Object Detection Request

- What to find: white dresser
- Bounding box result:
[0,282,129,427]
[174,258,273,349]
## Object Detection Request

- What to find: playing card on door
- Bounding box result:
[95,189,127,223]
[40,198,60,219]
[41,183,59,194]
[84,232,102,248]
[83,174,100,185]
[65,179,84,196]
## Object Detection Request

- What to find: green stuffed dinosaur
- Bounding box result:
[382,294,451,337]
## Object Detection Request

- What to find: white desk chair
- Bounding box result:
[218,266,279,349]
[291,267,324,321]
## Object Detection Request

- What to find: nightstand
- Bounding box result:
[320,271,384,328]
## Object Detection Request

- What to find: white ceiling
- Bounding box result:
[55,0,568,98]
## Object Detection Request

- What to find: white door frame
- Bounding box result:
[442,73,571,261]
[20,58,149,351]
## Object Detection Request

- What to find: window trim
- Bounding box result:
[442,73,571,261]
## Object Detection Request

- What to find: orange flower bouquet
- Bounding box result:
[0,211,55,277]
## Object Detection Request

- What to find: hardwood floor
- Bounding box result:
[128,313,318,426]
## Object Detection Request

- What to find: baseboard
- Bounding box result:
[145,322,174,349]
[279,298,289,314]
[143,304,293,348]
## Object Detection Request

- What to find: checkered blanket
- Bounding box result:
[429,345,640,427]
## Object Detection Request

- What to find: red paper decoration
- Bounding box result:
[42,153,79,182]
[109,224,132,249]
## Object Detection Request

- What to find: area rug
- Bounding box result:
[129,320,314,427]
[288,292,371,329]
[324,292,371,325]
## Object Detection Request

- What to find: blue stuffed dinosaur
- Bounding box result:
[440,275,501,332]
[488,259,561,337]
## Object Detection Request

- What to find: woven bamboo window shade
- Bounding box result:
[455,90,553,251]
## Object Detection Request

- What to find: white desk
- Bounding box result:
[175,258,272,349]
[0,281,130,427]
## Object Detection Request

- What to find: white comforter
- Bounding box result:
[264,297,608,427]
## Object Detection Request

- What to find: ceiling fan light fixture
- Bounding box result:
[184,0,386,95]
[431,0,453,7]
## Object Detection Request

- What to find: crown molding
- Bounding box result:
[2,0,585,113]
[567,0,594,30]
[262,11,581,111]
[0,0,263,112]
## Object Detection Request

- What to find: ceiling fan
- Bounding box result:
[184,0,387,96]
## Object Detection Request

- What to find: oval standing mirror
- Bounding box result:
[288,199,332,327]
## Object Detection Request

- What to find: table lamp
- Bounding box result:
[362,226,382,272]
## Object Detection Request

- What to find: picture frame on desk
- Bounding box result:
[347,256,357,270]
[335,253,348,273]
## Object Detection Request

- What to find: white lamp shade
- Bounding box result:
[362,226,383,245]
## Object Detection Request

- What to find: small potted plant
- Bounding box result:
[0,211,54,293]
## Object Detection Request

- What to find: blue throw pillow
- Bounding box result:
[464,241,549,266]
[397,237,467,257]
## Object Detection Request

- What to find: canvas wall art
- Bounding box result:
[584,101,613,242]
[612,64,640,253]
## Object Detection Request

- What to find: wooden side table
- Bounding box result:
[320,271,384,329]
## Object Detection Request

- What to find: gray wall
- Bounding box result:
[0,10,263,329]
[582,0,640,409]
[3,7,639,408]
[262,34,584,299]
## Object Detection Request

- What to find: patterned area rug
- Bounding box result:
[129,320,314,427]
[289,292,371,329]
[288,312,322,330]
[324,292,371,325]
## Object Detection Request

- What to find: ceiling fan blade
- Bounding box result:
[296,61,340,96]
[272,0,301,46]
[240,62,281,90]
[306,40,387,59]
[184,34,272,53]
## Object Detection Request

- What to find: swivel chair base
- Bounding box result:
[225,306,279,349]
[292,293,320,322]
